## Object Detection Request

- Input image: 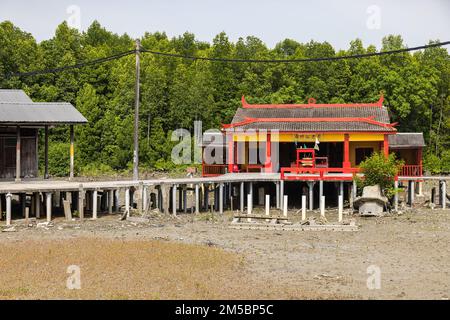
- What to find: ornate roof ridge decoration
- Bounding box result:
[241,93,384,109]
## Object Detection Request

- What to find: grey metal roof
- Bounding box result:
[0,89,33,103]
[0,102,88,125]
[388,133,425,148]
[229,106,395,132]
[0,89,87,125]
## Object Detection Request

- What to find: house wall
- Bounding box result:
[349,141,381,167]
[0,127,38,179]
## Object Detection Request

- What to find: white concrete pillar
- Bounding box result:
[6,193,12,226]
[92,190,98,220]
[280,180,284,209]
[240,182,244,212]
[283,195,288,217]
[418,181,423,196]
[46,192,52,222]
[394,180,399,212]
[301,195,306,221]
[172,185,177,216]
[125,188,130,218]
[442,181,447,210]
[108,189,114,214]
[219,183,224,214]
[338,194,343,222]
[319,180,323,200]
[195,184,200,214]
[339,181,344,197]
[320,196,325,217]
[275,182,280,209]
[247,194,252,215]
[265,194,270,216]
[309,182,314,211]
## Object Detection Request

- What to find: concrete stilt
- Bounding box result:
[280,180,284,210]
[92,190,98,220]
[247,193,252,222]
[204,184,209,211]
[219,183,224,214]
[195,184,200,214]
[6,193,12,226]
[308,182,314,211]
[301,195,306,221]
[338,194,343,222]
[109,190,114,214]
[46,192,52,222]
[442,181,447,210]
[275,182,280,209]
[394,180,399,212]
[240,182,244,212]
[265,194,270,216]
[319,181,323,204]
[339,181,344,197]
[78,185,84,221]
[283,195,288,217]
[249,182,253,205]
[125,188,130,217]
[172,184,177,216]
[320,196,325,217]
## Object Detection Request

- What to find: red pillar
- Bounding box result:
[227,133,234,173]
[383,134,389,158]
[343,133,351,168]
[265,133,272,173]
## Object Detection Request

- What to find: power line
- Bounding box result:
[141,41,450,63]
[6,41,449,79]
[7,50,135,78]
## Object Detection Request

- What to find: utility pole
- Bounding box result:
[133,39,141,181]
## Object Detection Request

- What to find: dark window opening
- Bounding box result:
[355,147,374,165]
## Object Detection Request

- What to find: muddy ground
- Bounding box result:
[1,203,449,300]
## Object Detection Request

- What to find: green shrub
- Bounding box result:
[46,142,71,177]
[356,152,404,199]
[423,153,441,174]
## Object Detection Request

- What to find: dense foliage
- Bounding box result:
[357,152,404,199]
[0,20,449,175]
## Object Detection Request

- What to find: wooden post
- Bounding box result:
[46,192,52,222]
[283,195,288,217]
[265,194,270,216]
[6,193,12,226]
[92,190,98,219]
[195,184,199,214]
[301,195,306,221]
[44,125,49,179]
[15,126,21,182]
[69,125,74,180]
[320,196,325,217]
[219,183,224,214]
[172,184,177,216]
[338,195,343,222]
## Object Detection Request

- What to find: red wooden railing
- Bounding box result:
[399,165,423,177]
[281,167,360,181]
[202,164,227,177]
